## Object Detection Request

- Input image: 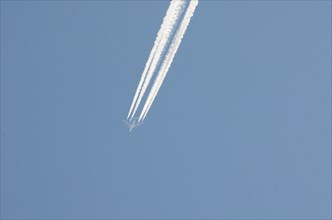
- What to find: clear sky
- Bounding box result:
[1,0,331,219]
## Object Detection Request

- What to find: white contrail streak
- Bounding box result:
[129,0,186,121]
[127,0,179,119]
[139,0,199,122]
[127,0,186,121]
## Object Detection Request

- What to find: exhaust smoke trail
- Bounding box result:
[127,0,186,121]
[127,0,179,119]
[139,0,199,122]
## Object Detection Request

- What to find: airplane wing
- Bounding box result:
[123,120,130,126]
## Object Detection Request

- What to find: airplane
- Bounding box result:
[123,117,144,132]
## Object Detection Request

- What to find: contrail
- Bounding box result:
[139,0,199,122]
[127,0,182,120]
[128,1,185,121]
[127,0,186,121]
[128,0,186,121]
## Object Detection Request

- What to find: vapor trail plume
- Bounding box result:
[139,0,199,121]
[127,0,186,120]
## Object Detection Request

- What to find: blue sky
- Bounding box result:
[1,0,331,219]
